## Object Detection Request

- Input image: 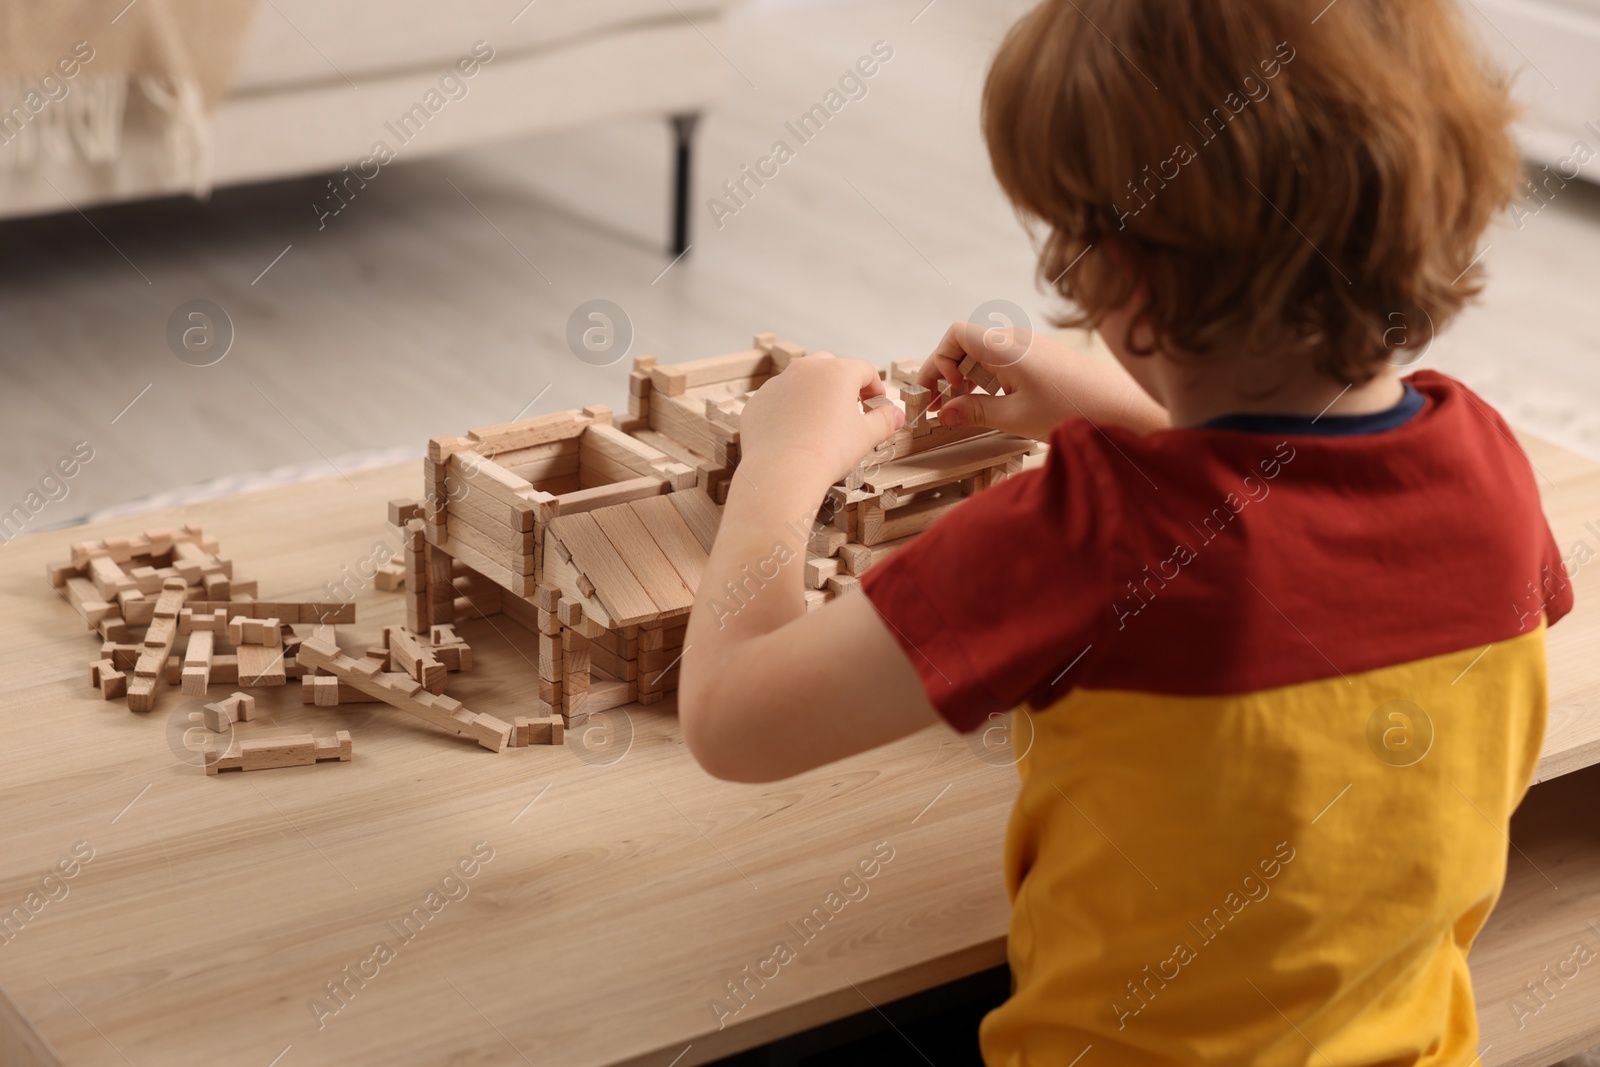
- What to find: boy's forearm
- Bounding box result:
[691,455,829,646]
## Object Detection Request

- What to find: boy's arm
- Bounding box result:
[679,360,940,783]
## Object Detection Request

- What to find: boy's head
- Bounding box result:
[984,0,1521,386]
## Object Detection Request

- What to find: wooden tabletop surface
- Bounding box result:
[0,431,1596,1067]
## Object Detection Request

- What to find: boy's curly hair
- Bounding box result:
[983,0,1522,384]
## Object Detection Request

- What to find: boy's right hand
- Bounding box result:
[915,321,1169,439]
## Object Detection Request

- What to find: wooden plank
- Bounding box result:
[296,638,510,751]
[546,512,662,626]
[235,640,287,687]
[647,392,717,459]
[466,410,590,454]
[628,427,704,468]
[501,449,581,489]
[583,423,670,478]
[863,434,1035,494]
[591,504,694,613]
[204,731,352,774]
[668,489,723,554]
[553,475,668,516]
[652,348,771,392]
[630,494,710,592]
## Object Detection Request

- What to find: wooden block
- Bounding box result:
[769,340,805,372]
[201,692,257,732]
[389,498,423,526]
[88,556,135,600]
[520,716,555,745]
[859,498,886,546]
[889,358,921,385]
[374,563,406,591]
[296,637,511,752]
[649,365,688,396]
[538,677,562,706]
[639,622,688,652]
[64,576,114,627]
[827,574,862,596]
[752,332,776,353]
[237,640,287,687]
[90,659,126,700]
[311,675,342,707]
[588,642,638,681]
[808,528,847,558]
[205,730,352,775]
[467,411,590,455]
[836,537,915,577]
[587,678,635,714]
[957,354,1000,393]
[900,382,932,427]
[386,626,447,694]
[181,631,215,696]
[805,557,841,589]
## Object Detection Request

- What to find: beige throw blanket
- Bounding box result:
[0,0,258,192]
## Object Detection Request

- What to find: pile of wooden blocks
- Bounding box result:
[50,527,351,713]
[51,528,535,770]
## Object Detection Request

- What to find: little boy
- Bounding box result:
[679,0,1573,1062]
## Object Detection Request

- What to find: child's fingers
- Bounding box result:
[840,357,889,401]
[939,390,1015,432]
[918,322,979,395]
[862,395,906,440]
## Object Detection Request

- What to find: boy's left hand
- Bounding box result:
[738,354,906,488]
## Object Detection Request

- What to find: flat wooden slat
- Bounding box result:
[631,494,710,592]
[591,503,694,614]
[547,511,662,625]
[863,434,1031,494]
[668,489,722,554]
[466,410,590,453]
[584,423,669,477]
[553,475,668,516]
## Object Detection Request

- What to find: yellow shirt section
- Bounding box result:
[981,627,1550,1067]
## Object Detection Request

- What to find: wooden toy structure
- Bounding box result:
[48,334,1040,770]
[400,334,1043,728]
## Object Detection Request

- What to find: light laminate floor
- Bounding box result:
[1,0,1597,531]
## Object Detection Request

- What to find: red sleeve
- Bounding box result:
[859,429,1115,732]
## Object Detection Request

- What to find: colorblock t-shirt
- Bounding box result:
[861,371,1571,1066]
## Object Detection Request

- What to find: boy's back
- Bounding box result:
[675,0,1569,1062]
[861,370,1571,1062]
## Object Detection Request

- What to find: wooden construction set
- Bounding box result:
[398,333,1042,731]
[48,334,1039,774]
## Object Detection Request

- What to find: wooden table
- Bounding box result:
[1,433,1596,1067]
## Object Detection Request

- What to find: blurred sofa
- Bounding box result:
[0,0,737,249]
